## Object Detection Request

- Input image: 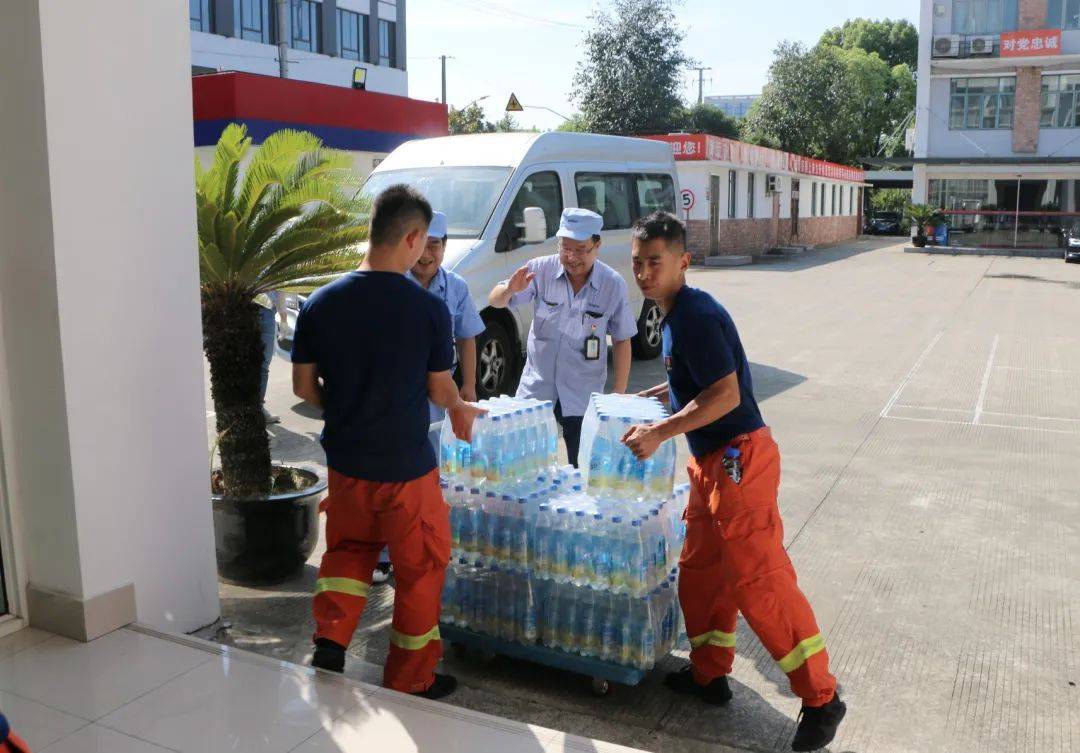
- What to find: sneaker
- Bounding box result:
[311,638,345,674]
[263,408,281,424]
[372,562,392,584]
[791,692,847,751]
[664,666,733,706]
[412,673,457,700]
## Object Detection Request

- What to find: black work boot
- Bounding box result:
[412,673,458,700]
[664,665,733,706]
[791,691,847,751]
[311,638,346,674]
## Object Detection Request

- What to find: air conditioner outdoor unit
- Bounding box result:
[968,35,997,56]
[933,35,961,57]
[767,175,783,194]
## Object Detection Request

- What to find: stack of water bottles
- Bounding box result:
[437,394,690,673]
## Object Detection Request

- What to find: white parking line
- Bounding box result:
[884,413,1077,435]
[972,334,1000,425]
[880,330,944,418]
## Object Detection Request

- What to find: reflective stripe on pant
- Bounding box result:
[679,428,837,708]
[313,467,450,694]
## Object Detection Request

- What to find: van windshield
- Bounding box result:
[360,166,513,239]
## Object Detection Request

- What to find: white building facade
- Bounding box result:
[190,0,408,96]
[914,0,1080,248]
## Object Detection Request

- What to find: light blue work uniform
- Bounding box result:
[507,254,637,417]
[406,214,485,423]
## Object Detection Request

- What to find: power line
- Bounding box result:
[440,0,583,28]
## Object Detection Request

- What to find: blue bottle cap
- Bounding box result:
[538,504,550,511]
[492,415,501,423]
[575,510,586,517]
[600,415,610,422]
[593,513,604,520]
[572,484,583,492]
[612,516,622,523]
[632,520,642,527]
[486,491,497,499]
[454,485,465,492]
[556,507,568,514]
[518,498,528,505]
[724,447,741,458]
[470,488,480,494]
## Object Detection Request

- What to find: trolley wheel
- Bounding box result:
[590,677,612,697]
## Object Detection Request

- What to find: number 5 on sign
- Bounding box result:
[681,188,695,217]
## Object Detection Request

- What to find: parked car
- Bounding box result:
[869,212,903,235]
[281,132,677,398]
[1065,222,1080,263]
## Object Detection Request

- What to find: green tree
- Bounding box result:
[197,124,365,497]
[449,103,496,135]
[571,0,691,135]
[820,18,919,69]
[556,113,591,133]
[870,188,911,214]
[678,103,740,138]
[494,113,520,132]
[742,41,916,164]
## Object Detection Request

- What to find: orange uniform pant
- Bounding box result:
[679,427,837,707]
[313,467,450,694]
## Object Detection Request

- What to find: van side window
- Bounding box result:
[498,171,563,252]
[575,173,634,230]
[636,174,676,215]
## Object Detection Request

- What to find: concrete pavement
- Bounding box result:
[201,237,1080,753]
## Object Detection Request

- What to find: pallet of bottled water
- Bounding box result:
[439,397,559,492]
[579,393,677,502]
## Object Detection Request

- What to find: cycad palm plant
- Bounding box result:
[197,124,366,498]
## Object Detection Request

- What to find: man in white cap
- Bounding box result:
[488,207,636,466]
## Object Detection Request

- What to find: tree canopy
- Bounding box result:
[679,104,741,139]
[820,18,919,70]
[571,0,690,135]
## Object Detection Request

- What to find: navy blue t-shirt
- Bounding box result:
[291,271,454,482]
[662,285,765,459]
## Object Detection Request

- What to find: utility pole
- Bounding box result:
[276,0,289,79]
[439,55,454,103]
[691,66,712,105]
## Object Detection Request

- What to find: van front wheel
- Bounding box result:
[631,301,663,360]
[475,320,516,399]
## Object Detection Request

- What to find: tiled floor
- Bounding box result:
[0,626,645,753]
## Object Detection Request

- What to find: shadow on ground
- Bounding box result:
[710,236,894,274]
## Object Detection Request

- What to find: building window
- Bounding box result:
[338,8,369,61]
[811,183,817,216]
[291,0,321,53]
[190,0,213,31]
[1049,0,1080,29]
[727,171,737,218]
[952,0,1017,34]
[747,174,756,218]
[849,186,856,215]
[379,20,397,67]
[831,185,837,216]
[820,183,826,216]
[949,77,1015,130]
[1041,74,1080,128]
[237,0,275,44]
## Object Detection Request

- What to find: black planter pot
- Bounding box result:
[212,466,326,586]
[912,234,927,248]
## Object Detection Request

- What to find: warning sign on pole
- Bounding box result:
[505,93,524,112]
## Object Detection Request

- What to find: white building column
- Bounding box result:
[912,0,934,204]
[0,1,219,639]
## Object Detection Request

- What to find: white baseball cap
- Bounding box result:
[556,207,603,241]
[428,211,448,239]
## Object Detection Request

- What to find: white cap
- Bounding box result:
[428,210,448,239]
[556,207,603,241]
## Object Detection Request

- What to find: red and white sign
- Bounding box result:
[1000,29,1062,57]
[680,188,696,212]
[643,134,864,184]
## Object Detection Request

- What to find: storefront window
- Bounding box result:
[929,178,1080,248]
[1041,75,1080,128]
[950,78,1015,130]
[952,0,1018,34]
[1049,0,1080,29]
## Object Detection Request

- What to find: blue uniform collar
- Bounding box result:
[555,261,601,291]
[406,267,447,295]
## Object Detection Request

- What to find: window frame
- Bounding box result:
[337,8,369,62]
[811,183,817,217]
[952,0,1018,34]
[634,173,677,216]
[949,76,1016,130]
[1049,0,1080,29]
[190,0,213,32]
[290,0,321,53]
[498,170,564,253]
[237,0,275,44]
[727,171,737,219]
[1041,74,1080,128]
[574,171,636,232]
[379,19,397,67]
[747,173,755,219]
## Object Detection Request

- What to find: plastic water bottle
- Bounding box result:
[626,519,646,596]
[516,572,538,643]
[589,513,610,588]
[441,563,458,625]
[538,579,558,648]
[596,590,616,662]
[532,504,554,579]
[543,401,559,467]
[587,415,612,494]
[608,516,629,593]
[570,510,593,586]
[555,582,577,652]
[448,485,464,560]
[616,593,634,666]
[578,587,600,658]
[470,563,488,634]
[460,488,480,558]
[480,490,498,564]
[552,508,573,583]
[493,566,513,639]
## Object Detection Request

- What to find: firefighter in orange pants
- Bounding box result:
[0,713,30,753]
[291,186,484,698]
[622,212,846,752]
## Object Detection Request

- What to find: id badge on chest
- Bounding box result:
[584,323,601,361]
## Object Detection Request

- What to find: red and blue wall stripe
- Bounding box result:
[192,71,449,152]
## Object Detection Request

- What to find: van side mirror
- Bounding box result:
[522,207,547,244]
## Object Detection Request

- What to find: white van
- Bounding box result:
[287,132,678,398]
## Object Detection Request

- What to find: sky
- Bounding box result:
[405,0,919,131]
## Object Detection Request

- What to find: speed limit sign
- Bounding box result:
[680,188,696,212]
